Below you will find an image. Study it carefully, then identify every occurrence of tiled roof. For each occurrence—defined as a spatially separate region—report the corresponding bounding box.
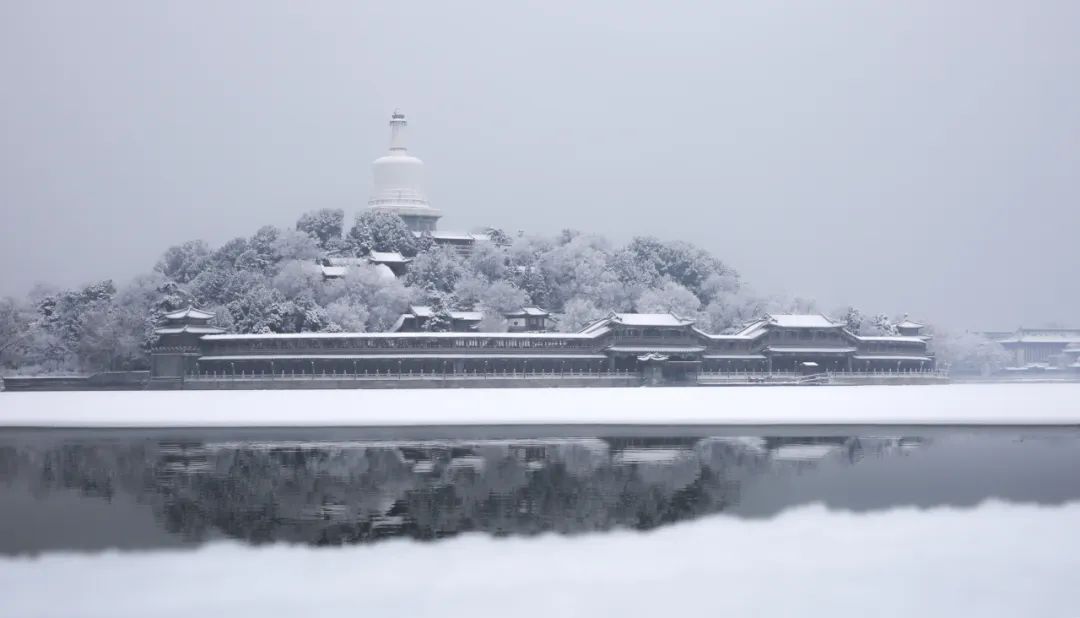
[767,314,839,328]
[163,307,215,321]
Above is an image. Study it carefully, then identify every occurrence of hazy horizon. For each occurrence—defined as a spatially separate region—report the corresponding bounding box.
[3,1,1078,330]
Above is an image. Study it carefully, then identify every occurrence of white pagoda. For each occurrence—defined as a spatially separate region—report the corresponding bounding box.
[367,110,442,232]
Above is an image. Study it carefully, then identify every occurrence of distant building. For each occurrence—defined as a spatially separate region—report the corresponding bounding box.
[366,251,411,277]
[984,327,1080,367]
[504,307,557,332]
[896,319,927,338]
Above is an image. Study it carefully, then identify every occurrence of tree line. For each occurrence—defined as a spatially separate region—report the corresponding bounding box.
[0,208,1004,375]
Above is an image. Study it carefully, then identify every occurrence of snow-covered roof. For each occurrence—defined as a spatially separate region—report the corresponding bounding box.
[198,353,608,361]
[852,355,932,362]
[202,331,601,341]
[610,313,694,327]
[323,257,368,267]
[766,346,857,354]
[413,230,478,242]
[767,314,839,328]
[997,335,1080,344]
[855,336,927,344]
[702,353,767,360]
[717,322,771,339]
[163,307,215,321]
[606,345,706,354]
[367,251,410,264]
[406,306,482,321]
[320,266,348,278]
[897,320,924,329]
[504,307,551,317]
[155,325,225,335]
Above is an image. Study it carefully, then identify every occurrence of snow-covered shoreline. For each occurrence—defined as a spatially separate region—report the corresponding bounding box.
[1,383,1078,428]
[3,502,1078,618]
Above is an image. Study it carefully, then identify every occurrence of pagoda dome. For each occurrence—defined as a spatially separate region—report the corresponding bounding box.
[370,150,427,206]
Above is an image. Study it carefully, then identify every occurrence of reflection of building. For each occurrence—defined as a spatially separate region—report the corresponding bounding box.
[984,327,1080,367]
[153,310,935,385]
[0,433,937,553]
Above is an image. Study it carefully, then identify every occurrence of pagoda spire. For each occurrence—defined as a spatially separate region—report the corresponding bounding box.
[389,109,408,153]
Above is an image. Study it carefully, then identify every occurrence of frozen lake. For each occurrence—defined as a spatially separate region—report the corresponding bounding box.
[2,385,1079,616]
[1,425,1079,616]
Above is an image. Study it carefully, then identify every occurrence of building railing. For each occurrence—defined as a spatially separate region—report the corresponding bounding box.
[697,369,949,383]
[184,367,949,384]
[186,367,638,381]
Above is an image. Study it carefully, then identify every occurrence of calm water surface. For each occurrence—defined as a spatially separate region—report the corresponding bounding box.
[2,427,1078,555]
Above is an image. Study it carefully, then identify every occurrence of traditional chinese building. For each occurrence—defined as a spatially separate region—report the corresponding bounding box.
[390,305,484,332]
[151,310,936,386]
[150,308,224,379]
[504,307,557,332]
[984,327,1080,367]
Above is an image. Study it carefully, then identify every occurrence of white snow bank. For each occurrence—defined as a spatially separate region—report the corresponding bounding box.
[1,383,1079,428]
[2,502,1077,618]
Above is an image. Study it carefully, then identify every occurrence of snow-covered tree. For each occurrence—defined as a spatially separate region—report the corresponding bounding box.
[271,260,323,300]
[405,246,465,294]
[840,306,864,334]
[155,240,210,284]
[635,280,701,317]
[240,225,283,273]
[477,280,530,317]
[227,285,288,333]
[323,298,370,332]
[0,296,37,371]
[331,265,415,332]
[864,313,898,336]
[558,298,606,333]
[422,295,454,332]
[481,227,512,246]
[464,242,509,281]
[931,330,1010,374]
[296,208,344,248]
[347,211,418,257]
[614,236,734,299]
[209,237,251,270]
[271,229,321,263]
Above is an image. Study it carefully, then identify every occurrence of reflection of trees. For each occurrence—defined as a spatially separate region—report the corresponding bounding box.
[0,435,922,547]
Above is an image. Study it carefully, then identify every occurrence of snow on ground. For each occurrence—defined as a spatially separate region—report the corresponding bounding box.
[2,502,1077,618]
[1,383,1079,428]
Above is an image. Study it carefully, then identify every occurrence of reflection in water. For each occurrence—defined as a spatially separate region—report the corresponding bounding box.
[1,431,1078,554]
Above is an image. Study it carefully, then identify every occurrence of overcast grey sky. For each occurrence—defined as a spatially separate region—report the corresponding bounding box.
[2,0,1077,329]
